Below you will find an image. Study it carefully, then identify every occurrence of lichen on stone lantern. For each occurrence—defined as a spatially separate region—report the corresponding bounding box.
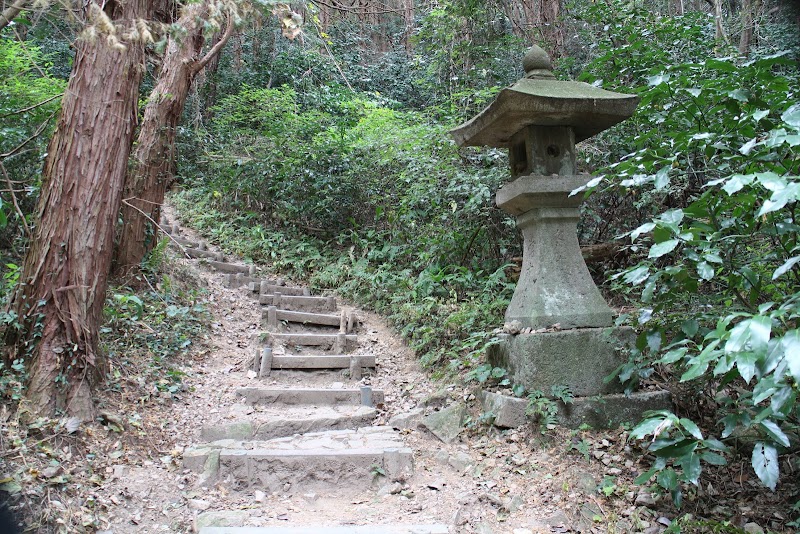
[452,46,670,426]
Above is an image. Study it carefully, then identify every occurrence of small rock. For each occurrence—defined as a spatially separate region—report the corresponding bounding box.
[743,523,764,534]
[388,409,423,430]
[188,499,211,511]
[195,510,248,532]
[448,452,473,472]
[480,391,529,428]
[434,449,450,465]
[421,403,466,443]
[254,490,266,503]
[635,489,658,507]
[504,495,524,513]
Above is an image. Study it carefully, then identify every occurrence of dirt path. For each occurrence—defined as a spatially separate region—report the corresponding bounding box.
[94,206,666,534]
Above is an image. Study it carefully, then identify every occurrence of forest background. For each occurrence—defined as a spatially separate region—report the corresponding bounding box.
[1,0,799,530]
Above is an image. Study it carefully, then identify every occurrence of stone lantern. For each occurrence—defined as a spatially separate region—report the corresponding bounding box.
[452,46,670,426]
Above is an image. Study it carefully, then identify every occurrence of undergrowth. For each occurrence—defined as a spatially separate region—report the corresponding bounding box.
[0,246,209,533]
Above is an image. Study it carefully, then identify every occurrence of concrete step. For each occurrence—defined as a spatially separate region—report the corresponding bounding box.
[271,354,376,370]
[185,247,224,261]
[200,525,449,534]
[201,405,377,441]
[184,427,413,493]
[170,236,202,249]
[269,333,357,352]
[207,260,256,275]
[224,274,283,289]
[259,294,336,313]
[249,282,309,297]
[236,387,384,406]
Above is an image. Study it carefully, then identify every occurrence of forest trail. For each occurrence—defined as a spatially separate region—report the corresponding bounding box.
[97,204,661,534]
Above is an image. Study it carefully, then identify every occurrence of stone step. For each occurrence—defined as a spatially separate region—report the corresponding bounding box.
[224,274,282,289]
[170,236,203,249]
[201,405,378,441]
[264,308,341,328]
[207,260,256,276]
[199,525,450,534]
[259,295,336,313]
[184,427,413,493]
[236,387,384,406]
[269,333,357,352]
[271,354,376,370]
[250,283,309,297]
[185,247,224,261]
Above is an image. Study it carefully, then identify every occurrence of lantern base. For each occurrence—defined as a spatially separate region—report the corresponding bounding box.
[487,327,634,397]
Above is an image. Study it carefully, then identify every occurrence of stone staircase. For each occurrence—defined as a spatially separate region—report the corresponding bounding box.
[163,218,449,534]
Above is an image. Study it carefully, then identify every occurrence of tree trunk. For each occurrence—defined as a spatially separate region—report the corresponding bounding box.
[114,3,233,274]
[0,0,27,32]
[738,0,756,56]
[6,0,152,419]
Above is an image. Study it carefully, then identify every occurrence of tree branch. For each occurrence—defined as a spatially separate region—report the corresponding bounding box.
[0,0,27,32]
[0,92,63,119]
[0,161,31,239]
[0,111,56,160]
[120,197,191,258]
[192,14,235,75]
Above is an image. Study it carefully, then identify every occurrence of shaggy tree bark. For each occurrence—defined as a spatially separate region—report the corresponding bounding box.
[114,4,234,274]
[6,0,152,418]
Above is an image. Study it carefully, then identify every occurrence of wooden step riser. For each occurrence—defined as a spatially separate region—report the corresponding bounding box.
[259,294,336,312]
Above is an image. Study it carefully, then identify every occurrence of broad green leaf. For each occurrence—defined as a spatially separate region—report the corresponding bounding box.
[623,266,650,285]
[758,183,800,216]
[681,320,699,338]
[739,138,758,155]
[680,452,701,485]
[681,361,709,382]
[630,417,664,440]
[759,419,790,448]
[752,110,769,121]
[679,418,703,440]
[782,330,800,382]
[647,73,670,86]
[649,239,679,259]
[756,172,787,191]
[657,468,678,491]
[658,347,688,365]
[722,174,754,195]
[630,222,656,242]
[728,89,750,102]
[634,467,658,485]
[735,351,759,384]
[752,442,779,490]
[697,261,714,281]
[701,451,727,466]
[782,103,800,129]
[726,317,771,355]
[659,208,684,225]
[684,88,702,97]
[772,256,800,280]
[705,58,737,72]
[654,166,670,190]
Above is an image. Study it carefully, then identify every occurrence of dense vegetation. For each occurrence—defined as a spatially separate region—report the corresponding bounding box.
[1,0,799,528]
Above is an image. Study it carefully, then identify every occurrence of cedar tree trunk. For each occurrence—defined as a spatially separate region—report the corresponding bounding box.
[6,0,152,418]
[114,3,233,274]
